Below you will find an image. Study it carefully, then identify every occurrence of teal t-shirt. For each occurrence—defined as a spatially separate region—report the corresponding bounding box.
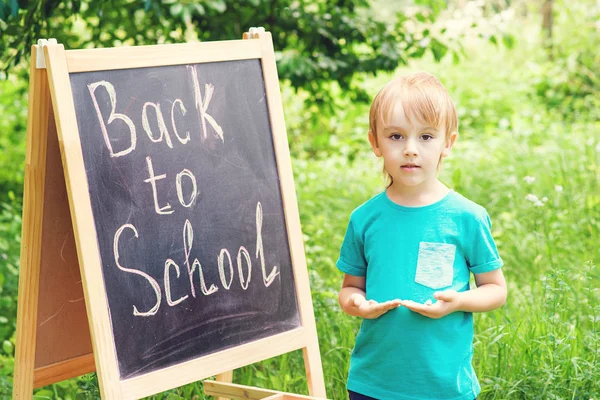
[336,190,503,400]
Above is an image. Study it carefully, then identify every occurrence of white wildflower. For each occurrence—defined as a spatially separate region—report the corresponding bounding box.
[419,37,431,47]
[555,185,563,192]
[542,197,548,202]
[525,194,538,202]
[499,118,510,129]
[525,194,544,207]
[523,176,536,184]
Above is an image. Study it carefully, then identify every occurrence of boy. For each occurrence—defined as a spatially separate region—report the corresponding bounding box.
[337,72,507,400]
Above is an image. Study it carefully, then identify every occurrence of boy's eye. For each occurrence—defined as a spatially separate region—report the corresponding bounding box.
[421,134,434,141]
[390,133,403,140]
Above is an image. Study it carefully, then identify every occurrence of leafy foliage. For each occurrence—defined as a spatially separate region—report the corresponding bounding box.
[0,76,27,203]
[0,0,475,106]
[530,1,600,121]
[0,198,20,344]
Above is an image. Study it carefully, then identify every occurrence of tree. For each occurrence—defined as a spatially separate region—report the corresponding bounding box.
[541,0,553,59]
[0,0,457,105]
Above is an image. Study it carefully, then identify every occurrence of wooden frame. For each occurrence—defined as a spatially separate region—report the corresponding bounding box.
[13,32,326,399]
[203,380,325,400]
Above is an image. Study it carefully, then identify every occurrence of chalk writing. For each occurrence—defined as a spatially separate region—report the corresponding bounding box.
[88,80,137,158]
[142,102,174,149]
[113,224,161,317]
[171,99,190,144]
[71,59,300,378]
[144,156,174,215]
[112,202,277,316]
[188,65,224,142]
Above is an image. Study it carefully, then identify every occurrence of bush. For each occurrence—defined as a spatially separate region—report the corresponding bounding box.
[0,75,27,204]
[530,1,600,121]
[0,197,21,344]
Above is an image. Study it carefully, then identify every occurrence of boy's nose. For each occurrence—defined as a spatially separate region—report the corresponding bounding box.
[403,141,418,156]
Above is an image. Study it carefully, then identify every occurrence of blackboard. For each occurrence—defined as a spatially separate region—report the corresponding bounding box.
[13,35,325,399]
[69,59,300,379]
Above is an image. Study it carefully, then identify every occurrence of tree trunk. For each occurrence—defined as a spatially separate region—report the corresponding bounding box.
[542,0,554,59]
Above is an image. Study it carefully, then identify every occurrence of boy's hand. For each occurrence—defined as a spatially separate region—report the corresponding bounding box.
[401,290,461,319]
[349,293,402,319]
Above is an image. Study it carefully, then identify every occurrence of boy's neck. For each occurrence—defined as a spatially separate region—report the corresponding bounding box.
[386,179,450,207]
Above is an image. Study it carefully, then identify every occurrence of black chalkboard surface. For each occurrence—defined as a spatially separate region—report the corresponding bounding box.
[69,59,300,379]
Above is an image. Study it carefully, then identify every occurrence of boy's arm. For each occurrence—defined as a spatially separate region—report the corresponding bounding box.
[452,268,507,312]
[339,274,401,319]
[402,269,507,318]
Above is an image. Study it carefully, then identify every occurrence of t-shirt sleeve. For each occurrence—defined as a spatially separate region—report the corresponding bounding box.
[466,210,504,274]
[336,217,367,276]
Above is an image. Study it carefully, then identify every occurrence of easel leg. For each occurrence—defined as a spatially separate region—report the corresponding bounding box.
[215,370,234,400]
[12,45,52,399]
[302,340,327,398]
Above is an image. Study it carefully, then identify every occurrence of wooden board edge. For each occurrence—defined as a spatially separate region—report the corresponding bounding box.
[204,380,279,399]
[215,370,234,400]
[43,44,123,399]
[66,40,262,73]
[119,327,311,399]
[33,353,95,388]
[262,395,283,400]
[256,32,327,398]
[12,45,52,400]
[204,381,327,400]
[32,102,94,385]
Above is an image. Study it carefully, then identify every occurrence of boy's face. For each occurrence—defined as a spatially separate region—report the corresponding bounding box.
[369,102,457,193]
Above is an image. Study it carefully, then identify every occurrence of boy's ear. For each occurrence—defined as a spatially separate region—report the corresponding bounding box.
[441,131,458,157]
[368,130,383,157]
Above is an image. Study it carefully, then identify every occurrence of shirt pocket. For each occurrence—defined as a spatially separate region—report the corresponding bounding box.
[415,242,456,290]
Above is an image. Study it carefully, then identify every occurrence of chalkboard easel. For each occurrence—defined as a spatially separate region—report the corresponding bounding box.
[13,30,326,399]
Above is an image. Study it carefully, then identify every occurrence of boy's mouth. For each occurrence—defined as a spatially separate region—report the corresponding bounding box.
[401,163,420,170]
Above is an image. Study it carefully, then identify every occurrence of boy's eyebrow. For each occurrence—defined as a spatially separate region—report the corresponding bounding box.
[384,124,438,132]
[383,125,405,130]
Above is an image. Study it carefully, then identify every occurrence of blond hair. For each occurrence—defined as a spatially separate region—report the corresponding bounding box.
[368,72,458,185]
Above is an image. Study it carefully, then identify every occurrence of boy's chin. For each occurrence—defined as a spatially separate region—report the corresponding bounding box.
[393,179,426,188]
